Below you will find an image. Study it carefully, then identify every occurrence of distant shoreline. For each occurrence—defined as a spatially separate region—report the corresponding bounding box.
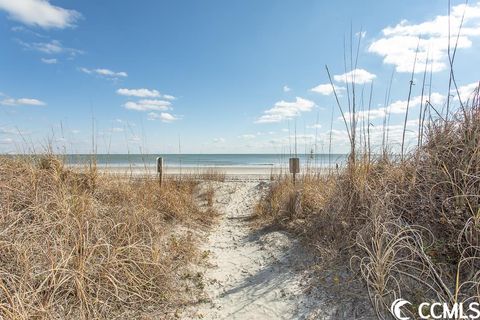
[67,164,335,180]
[6,153,346,171]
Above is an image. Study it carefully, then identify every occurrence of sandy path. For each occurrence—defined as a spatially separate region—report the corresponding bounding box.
[188,181,318,320]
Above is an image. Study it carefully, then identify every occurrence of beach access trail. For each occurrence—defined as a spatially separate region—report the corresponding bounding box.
[186,180,321,319]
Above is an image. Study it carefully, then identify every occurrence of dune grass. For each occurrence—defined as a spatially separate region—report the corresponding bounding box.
[256,79,479,317]
[0,155,215,319]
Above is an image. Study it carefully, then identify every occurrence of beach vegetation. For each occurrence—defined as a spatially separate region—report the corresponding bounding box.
[0,155,215,319]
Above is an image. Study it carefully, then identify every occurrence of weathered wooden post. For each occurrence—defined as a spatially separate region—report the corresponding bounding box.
[289,157,300,186]
[156,157,163,188]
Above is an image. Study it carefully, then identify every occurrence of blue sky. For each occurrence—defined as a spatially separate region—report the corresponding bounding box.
[0,0,479,154]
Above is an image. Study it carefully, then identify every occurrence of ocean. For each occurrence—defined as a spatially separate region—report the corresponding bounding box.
[63,154,347,169]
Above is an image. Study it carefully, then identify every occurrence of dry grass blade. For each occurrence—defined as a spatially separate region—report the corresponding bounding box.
[255,83,480,318]
[0,156,213,319]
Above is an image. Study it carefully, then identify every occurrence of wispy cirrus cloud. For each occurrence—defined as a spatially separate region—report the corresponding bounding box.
[0,0,81,29]
[212,137,226,143]
[368,2,480,73]
[0,137,14,144]
[163,94,176,101]
[0,127,16,134]
[41,57,57,64]
[256,97,315,123]
[0,127,29,135]
[11,25,47,37]
[0,97,46,106]
[17,39,83,57]
[80,67,128,79]
[267,134,316,147]
[238,134,256,139]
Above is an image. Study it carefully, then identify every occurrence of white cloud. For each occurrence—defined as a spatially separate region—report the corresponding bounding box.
[239,134,256,139]
[267,134,317,147]
[129,136,141,144]
[163,94,176,100]
[307,124,322,129]
[454,82,479,101]
[81,67,127,79]
[256,97,315,123]
[344,92,445,120]
[0,0,81,29]
[0,97,46,106]
[41,57,57,64]
[266,123,424,153]
[213,137,226,143]
[138,99,171,109]
[356,31,367,38]
[95,69,127,77]
[0,127,14,134]
[18,39,83,56]
[111,127,124,132]
[147,112,179,123]
[117,88,160,98]
[368,2,480,73]
[17,98,45,105]
[0,127,28,135]
[338,119,420,150]
[283,85,291,92]
[333,68,377,84]
[0,138,13,144]
[11,25,46,37]
[370,120,420,146]
[289,133,315,141]
[119,89,179,123]
[19,39,60,53]
[124,99,171,111]
[310,83,346,95]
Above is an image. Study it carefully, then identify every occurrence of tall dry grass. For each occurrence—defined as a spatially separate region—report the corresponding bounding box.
[256,80,479,317]
[0,156,214,319]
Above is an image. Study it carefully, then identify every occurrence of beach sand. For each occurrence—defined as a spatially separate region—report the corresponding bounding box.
[92,165,282,175]
[183,180,325,319]
[70,167,368,318]
[80,165,331,181]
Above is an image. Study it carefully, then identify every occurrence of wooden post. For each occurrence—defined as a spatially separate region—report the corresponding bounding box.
[157,157,163,188]
[289,157,300,186]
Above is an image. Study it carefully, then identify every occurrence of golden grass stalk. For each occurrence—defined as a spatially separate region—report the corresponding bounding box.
[255,86,480,317]
[0,155,213,319]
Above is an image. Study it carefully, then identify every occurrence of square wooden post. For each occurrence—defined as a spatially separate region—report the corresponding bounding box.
[289,157,300,186]
[157,157,163,188]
